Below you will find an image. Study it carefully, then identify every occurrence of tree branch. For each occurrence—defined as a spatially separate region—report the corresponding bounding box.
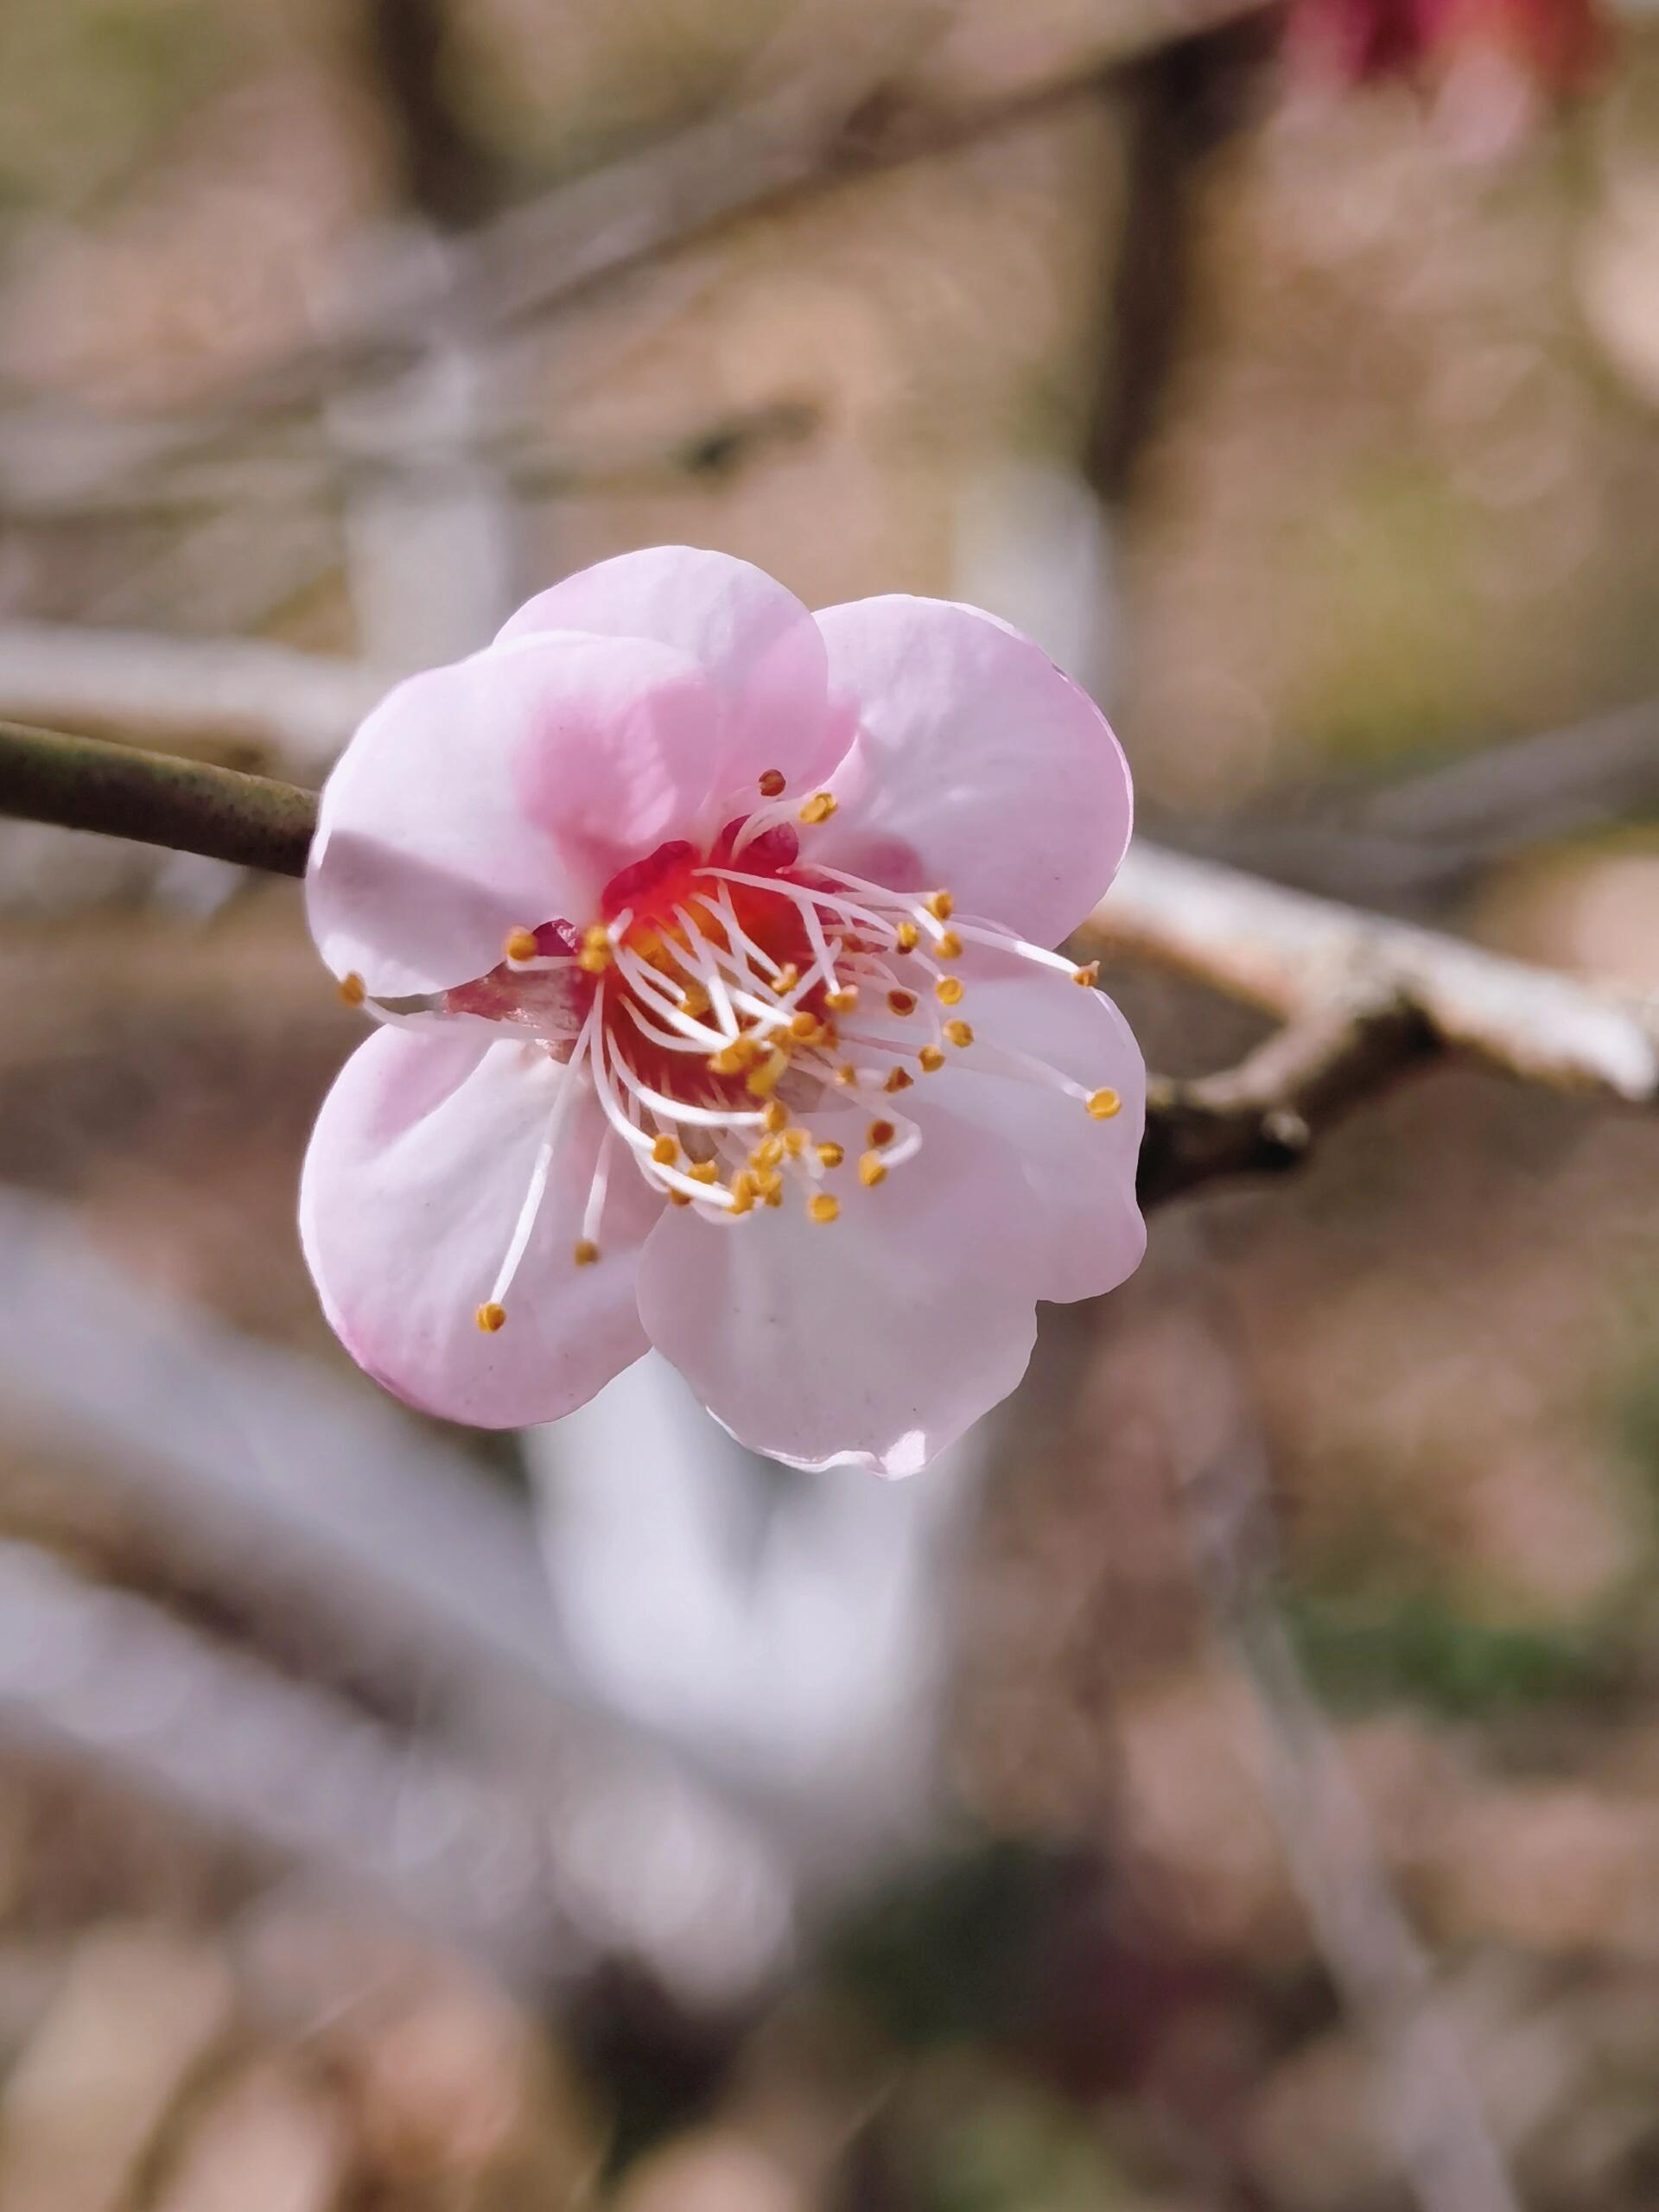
[0,721,315,879]
[3,720,1654,1209]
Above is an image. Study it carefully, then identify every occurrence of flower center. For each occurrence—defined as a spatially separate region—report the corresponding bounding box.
[336,769,1123,1334]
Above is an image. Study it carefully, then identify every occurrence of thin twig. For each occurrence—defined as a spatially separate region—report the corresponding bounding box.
[1090,842,1659,1105]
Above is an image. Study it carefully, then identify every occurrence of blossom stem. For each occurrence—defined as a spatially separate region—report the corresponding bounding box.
[0,719,316,878]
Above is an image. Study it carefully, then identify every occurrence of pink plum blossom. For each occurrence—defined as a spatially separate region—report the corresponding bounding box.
[301,547,1145,1474]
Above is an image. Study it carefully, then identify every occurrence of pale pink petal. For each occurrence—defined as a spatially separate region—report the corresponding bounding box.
[809,596,1132,945]
[912,950,1146,1306]
[301,1027,657,1428]
[497,546,847,807]
[635,1113,1039,1475]
[308,632,721,999]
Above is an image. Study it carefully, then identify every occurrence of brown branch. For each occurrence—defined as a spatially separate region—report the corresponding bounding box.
[3,721,1654,1209]
[0,721,316,878]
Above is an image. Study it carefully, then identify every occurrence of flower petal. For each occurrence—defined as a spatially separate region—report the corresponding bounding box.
[301,1026,656,1428]
[497,546,846,807]
[810,596,1132,945]
[917,950,1146,1306]
[308,632,722,998]
[635,1113,1039,1476]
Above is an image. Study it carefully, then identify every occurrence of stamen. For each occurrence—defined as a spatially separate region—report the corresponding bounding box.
[808,1192,840,1223]
[934,931,963,960]
[824,987,860,1014]
[746,1048,790,1096]
[758,768,786,798]
[887,988,918,1017]
[476,1302,506,1332]
[486,1008,594,1314]
[859,1152,887,1188]
[338,972,366,1007]
[935,976,965,1007]
[578,924,613,975]
[884,1067,913,1093]
[652,1135,679,1166]
[573,1239,600,1266]
[504,927,540,964]
[1087,1088,1122,1119]
[580,1126,616,1249]
[763,1099,790,1135]
[918,1044,945,1073]
[1073,961,1100,988]
[798,791,837,825]
[816,1141,845,1168]
[944,1019,974,1047]
[925,890,954,921]
[894,921,919,953]
[868,1119,897,1147]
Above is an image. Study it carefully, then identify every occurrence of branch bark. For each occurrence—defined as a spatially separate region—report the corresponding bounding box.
[3,719,1654,1209]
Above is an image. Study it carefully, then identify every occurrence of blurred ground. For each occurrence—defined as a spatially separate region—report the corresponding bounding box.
[3,2,1659,2207]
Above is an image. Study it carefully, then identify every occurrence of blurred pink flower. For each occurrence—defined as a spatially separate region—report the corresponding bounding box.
[1289,0,1605,103]
[301,548,1144,1474]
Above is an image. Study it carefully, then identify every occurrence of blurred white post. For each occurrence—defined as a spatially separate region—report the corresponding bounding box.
[324,228,519,670]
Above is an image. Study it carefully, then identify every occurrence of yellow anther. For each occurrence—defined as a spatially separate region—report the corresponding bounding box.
[752,1135,785,1170]
[887,988,918,1017]
[687,1160,719,1185]
[858,1151,887,1188]
[669,1189,694,1207]
[784,1127,810,1158]
[757,767,787,798]
[944,1019,975,1048]
[834,1065,858,1087]
[935,976,965,1007]
[709,1037,760,1077]
[790,1010,823,1041]
[577,923,613,976]
[935,931,963,960]
[824,987,860,1014]
[816,1141,845,1169]
[728,1173,756,1216]
[867,1118,897,1148]
[918,1044,945,1073]
[764,1182,784,1207]
[680,984,711,1018]
[1072,961,1100,988]
[762,1098,789,1134]
[1087,1087,1122,1120]
[573,1239,601,1266]
[808,1192,841,1224]
[476,1302,506,1333]
[337,971,367,1007]
[746,1048,790,1097]
[893,921,919,952]
[884,1067,913,1094]
[773,963,800,995]
[651,1134,679,1166]
[925,890,954,921]
[504,927,540,964]
[752,1166,784,1204]
[798,791,837,826]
